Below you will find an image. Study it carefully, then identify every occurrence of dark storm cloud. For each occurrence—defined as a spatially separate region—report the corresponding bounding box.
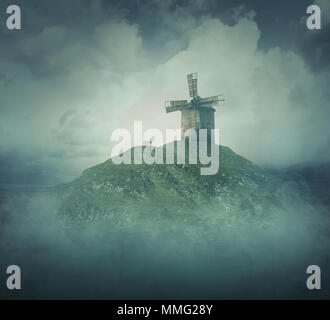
[295,16,330,72]
[0,0,120,76]
[0,0,315,77]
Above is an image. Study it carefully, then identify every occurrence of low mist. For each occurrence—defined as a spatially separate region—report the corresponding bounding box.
[0,179,329,299]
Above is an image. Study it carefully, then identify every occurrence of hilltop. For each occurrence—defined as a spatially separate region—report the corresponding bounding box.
[53,144,282,230]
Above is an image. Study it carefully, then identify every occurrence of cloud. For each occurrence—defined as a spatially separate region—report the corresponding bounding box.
[0,2,329,186]
[295,0,330,72]
[122,16,330,167]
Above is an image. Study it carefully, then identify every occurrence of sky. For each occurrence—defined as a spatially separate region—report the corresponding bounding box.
[0,0,329,186]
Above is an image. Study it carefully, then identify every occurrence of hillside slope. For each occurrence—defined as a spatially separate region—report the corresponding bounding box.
[56,144,281,229]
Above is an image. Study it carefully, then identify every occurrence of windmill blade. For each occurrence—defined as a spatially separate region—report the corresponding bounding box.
[187,73,198,98]
[200,94,225,107]
[165,100,189,113]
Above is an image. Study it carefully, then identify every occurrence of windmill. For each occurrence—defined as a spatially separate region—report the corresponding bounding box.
[165,73,224,138]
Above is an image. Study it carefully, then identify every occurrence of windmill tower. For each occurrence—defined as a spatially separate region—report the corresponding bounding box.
[165,73,224,139]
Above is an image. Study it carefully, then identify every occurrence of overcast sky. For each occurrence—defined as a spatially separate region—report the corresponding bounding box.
[0,0,329,186]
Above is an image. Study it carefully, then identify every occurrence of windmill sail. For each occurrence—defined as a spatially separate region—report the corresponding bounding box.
[164,73,225,133]
[200,94,225,107]
[187,73,198,98]
[165,100,189,113]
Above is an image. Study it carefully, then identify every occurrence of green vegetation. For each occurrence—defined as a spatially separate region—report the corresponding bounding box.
[57,144,280,228]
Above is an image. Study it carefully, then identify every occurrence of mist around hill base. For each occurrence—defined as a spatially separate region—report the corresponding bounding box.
[0,143,329,299]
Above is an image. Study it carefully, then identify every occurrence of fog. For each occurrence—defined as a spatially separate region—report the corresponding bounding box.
[1,181,329,299]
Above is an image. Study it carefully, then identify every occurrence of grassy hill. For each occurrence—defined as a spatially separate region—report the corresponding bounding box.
[55,144,281,229]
